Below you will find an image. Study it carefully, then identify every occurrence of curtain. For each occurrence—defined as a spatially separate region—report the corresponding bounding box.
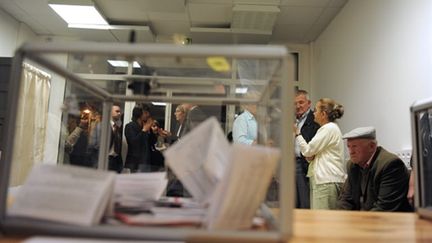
[10,63,51,186]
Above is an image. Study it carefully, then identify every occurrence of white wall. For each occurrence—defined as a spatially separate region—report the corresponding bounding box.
[311,0,432,153]
[0,9,67,164]
[0,8,36,56]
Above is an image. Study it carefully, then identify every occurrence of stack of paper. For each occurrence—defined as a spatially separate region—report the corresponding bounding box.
[9,164,116,226]
[114,172,167,207]
[164,117,281,230]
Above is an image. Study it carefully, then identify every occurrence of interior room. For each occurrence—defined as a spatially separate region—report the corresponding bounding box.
[1,0,432,242]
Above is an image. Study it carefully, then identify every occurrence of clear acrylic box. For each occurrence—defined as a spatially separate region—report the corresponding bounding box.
[0,41,295,241]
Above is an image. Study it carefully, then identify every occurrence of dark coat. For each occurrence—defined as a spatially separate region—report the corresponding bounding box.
[124,120,151,171]
[337,147,412,212]
[299,111,320,147]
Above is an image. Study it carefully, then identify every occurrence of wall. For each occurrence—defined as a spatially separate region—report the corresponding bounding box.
[0,9,67,165]
[311,0,432,153]
[0,8,36,56]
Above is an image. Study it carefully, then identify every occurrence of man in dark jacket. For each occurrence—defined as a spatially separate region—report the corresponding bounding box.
[124,105,154,172]
[337,126,412,212]
[294,90,320,208]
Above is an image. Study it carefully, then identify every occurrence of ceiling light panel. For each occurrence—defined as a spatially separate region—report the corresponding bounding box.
[48,0,108,26]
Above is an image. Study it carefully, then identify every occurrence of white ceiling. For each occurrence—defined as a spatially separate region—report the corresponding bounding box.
[0,0,348,44]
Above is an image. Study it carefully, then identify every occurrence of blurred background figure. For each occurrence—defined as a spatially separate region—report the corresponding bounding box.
[232,92,259,145]
[108,105,123,173]
[149,119,169,171]
[294,90,320,209]
[66,114,90,167]
[182,103,207,135]
[168,104,187,144]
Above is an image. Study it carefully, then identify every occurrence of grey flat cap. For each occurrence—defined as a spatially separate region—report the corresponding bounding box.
[342,126,376,140]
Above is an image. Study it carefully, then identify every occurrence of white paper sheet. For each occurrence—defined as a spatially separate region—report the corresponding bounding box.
[114,172,168,207]
[163,117,231,203]
[205,144,280,230]
[9,164,115,226]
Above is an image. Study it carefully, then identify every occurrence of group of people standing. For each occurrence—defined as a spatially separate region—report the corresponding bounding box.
[65,102,206,197]
[66,91,412,212]
[293,90,411,212]
[231,89,412,212]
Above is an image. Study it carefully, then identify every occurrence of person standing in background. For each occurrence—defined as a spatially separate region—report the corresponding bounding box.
[124,105,153,172]
[87,106,122,171]
[294,90,320,209]
[295,98,346,210]
[166,104,189,196]
[232,92,258,145]
[168,104,187,144]
[182,103,207,135]
[108,105,123,173]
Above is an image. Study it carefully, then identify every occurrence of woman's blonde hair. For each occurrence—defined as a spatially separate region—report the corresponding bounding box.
[317,98,344,122]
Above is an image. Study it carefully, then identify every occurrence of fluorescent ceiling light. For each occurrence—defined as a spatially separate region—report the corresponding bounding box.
[152,102,167,106]
[107,60,141,68]
[49,0,108,27]
[68,24,111,29]
[235,87,248,94]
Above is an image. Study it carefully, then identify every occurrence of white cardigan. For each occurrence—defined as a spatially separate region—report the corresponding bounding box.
[296,122,346,184]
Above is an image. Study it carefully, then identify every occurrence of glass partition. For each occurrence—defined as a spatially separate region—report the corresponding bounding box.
[0,42,294,241]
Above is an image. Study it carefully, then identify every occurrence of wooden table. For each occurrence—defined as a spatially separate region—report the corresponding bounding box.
[292,209,432,242]
[1,209,432,242]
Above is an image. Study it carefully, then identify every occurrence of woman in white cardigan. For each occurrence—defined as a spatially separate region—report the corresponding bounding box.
[295,98,346,210]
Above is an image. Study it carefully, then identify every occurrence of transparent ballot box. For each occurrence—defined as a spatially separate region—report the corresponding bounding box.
[0,42,295,241]
[411,97,432,219]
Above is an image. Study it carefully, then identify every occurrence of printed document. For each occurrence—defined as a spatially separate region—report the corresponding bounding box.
[9,164,115,226]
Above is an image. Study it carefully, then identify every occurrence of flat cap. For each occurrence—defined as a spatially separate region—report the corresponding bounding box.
[342,126,376,140]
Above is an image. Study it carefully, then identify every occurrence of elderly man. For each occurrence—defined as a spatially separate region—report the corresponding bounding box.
[294,90,320,208]
[337,127,412,212]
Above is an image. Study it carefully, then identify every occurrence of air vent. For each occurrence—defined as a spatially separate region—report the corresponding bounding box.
[231,5,280,34]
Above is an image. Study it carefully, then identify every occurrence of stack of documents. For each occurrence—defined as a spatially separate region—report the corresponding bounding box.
[9,164,116,226]
[114,172,167,208]
[164,117,281,230]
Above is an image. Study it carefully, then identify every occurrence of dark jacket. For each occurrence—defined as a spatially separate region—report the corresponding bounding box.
[124,120,151,171]
[298,111,320,169]
[337,147,412,212]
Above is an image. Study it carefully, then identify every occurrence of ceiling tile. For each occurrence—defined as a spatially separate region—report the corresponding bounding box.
[271,24,310,42]
[317,7,343,27]
[67,29,118,42]
[234,0,279,5]
[151,20,190,36]
[188,3,232,24]
[188,0,233,4]
[280,0,331,7]
[110,27,154,43]
[148,12,188,21]
[329,0,348,8]
[97,0,186,13]
[277,6,324,25]
[302,24,324,42]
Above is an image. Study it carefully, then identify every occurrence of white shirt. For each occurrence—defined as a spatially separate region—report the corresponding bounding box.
[295,109,311,157]
[296,122,346,184]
